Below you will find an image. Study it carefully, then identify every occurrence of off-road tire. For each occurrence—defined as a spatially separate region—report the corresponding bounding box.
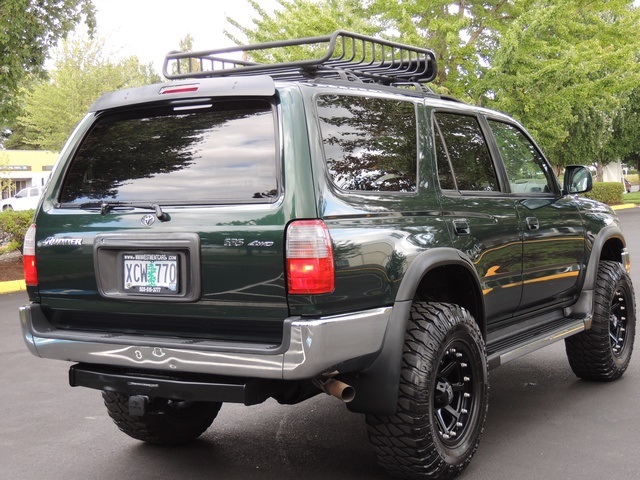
[366,302,489,480]
[102,392,222,445]
[565,260,636,380]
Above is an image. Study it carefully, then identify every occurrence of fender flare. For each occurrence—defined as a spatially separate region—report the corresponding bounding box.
[583,225,627,290]
[346,247,485,415]
[564,224,628,320]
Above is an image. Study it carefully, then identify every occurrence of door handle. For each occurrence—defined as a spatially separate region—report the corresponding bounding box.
[453,220,470,236]
[526,217,539,231]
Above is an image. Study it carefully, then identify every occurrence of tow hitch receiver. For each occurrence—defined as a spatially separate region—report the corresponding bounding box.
[128,395,149,416]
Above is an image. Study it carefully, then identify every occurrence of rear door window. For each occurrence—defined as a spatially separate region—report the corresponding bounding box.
[60,99,278,205]
[434,113,499,192]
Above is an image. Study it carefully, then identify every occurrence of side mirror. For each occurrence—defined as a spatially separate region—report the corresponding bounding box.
[563,165,592,195]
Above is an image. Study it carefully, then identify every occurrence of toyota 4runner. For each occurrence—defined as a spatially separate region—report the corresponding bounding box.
[19,31,635,479]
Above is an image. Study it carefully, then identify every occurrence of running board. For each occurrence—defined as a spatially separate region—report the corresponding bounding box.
[487,318,589,370]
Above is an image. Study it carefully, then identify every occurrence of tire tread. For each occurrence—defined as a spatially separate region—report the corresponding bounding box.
[102,392,221,445]
[366,302,488,480]
[565,261,636,381]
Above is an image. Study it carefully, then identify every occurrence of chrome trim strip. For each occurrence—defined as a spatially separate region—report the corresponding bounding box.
[19,305,391,380]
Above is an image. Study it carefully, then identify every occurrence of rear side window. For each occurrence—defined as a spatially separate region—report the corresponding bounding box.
[316,94,418,192]
[60,100,278,205]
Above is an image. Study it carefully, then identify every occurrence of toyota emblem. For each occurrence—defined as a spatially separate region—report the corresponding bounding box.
[140,214,156,226]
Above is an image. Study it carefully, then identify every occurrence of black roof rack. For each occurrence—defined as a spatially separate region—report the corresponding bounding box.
[162,30,437,85]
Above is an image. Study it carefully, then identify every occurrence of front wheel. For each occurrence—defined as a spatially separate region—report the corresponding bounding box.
[565,260,636,380]
[102,392,222,445]
[366,302,489,480]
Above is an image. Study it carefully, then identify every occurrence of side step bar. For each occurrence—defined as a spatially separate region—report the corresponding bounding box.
[487,318,589,370]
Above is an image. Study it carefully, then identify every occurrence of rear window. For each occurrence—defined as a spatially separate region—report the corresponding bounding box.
[59,99,278,205]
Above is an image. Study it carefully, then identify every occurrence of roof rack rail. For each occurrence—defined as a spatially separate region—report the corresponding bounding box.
[162,30,438,85]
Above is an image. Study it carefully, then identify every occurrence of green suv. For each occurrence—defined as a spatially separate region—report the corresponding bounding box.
[19,31,635,479]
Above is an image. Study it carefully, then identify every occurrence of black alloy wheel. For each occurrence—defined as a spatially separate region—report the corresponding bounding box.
[434,341,478,448]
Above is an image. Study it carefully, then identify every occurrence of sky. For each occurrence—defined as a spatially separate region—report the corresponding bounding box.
[89,0,279,74]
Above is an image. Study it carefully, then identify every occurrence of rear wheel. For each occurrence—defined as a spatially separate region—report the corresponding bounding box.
[565,260,636,380]
[366,302,488,480]
[102,392,222,445]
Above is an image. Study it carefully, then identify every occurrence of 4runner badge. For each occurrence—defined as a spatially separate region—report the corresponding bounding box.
[41,237,83,246]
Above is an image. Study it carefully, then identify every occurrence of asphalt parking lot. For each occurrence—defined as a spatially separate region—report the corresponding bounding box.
[1,207,639,479]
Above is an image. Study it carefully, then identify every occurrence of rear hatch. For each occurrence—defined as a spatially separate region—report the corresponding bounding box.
[29,80,309,346]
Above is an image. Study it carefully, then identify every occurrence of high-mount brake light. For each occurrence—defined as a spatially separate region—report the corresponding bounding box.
[23,224,38,286]
[286,220,335,295]
[159,84,199,95]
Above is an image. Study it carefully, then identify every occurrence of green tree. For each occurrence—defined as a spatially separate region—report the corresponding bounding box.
[608,85,640,172]
[224,0,379,63]
[227,0,640,173]
[0,151,14,198]
[225,0,518,101]
[171,34,202,76]
[368,0,521,101]
[16,37,160,151]
[486,1,640,171]
[2,124,27,150]
[0,0,96,125]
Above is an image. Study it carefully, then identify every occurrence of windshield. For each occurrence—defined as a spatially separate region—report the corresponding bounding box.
[59,99,278,205]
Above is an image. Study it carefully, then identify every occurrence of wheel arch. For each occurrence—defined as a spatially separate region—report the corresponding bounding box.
[346,247,486,415]
[565,224,629,319]
[394,247,486,337]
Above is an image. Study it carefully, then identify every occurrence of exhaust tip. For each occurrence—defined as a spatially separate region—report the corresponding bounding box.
[337,384,356,403]
[315,378,356,403]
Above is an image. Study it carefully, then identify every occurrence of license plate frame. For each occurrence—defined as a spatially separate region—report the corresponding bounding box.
[122,252,180,295]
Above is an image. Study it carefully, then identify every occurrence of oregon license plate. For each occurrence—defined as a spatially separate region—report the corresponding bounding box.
[123,253,179,294]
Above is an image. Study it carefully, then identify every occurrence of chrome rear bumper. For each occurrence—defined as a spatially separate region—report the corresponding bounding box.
[20,304,391,380]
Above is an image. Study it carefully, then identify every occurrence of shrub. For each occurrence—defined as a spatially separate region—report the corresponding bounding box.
[0,209,34,253]
[582,182,624,205]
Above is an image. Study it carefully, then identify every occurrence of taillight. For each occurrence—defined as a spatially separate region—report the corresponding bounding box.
[286,220,335,295]
[23,224,38,286]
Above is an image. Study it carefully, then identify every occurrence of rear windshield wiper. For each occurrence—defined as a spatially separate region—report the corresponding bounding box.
[79,201,170,221]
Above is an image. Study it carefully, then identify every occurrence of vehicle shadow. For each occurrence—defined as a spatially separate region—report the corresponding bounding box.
[95,342,640,480]
[121,395,387,480]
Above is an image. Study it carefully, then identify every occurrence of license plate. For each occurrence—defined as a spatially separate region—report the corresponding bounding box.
[123,253,179,294]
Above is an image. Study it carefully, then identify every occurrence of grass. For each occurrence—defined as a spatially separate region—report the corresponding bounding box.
[621,173,639,203]
[623,191,640,204]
